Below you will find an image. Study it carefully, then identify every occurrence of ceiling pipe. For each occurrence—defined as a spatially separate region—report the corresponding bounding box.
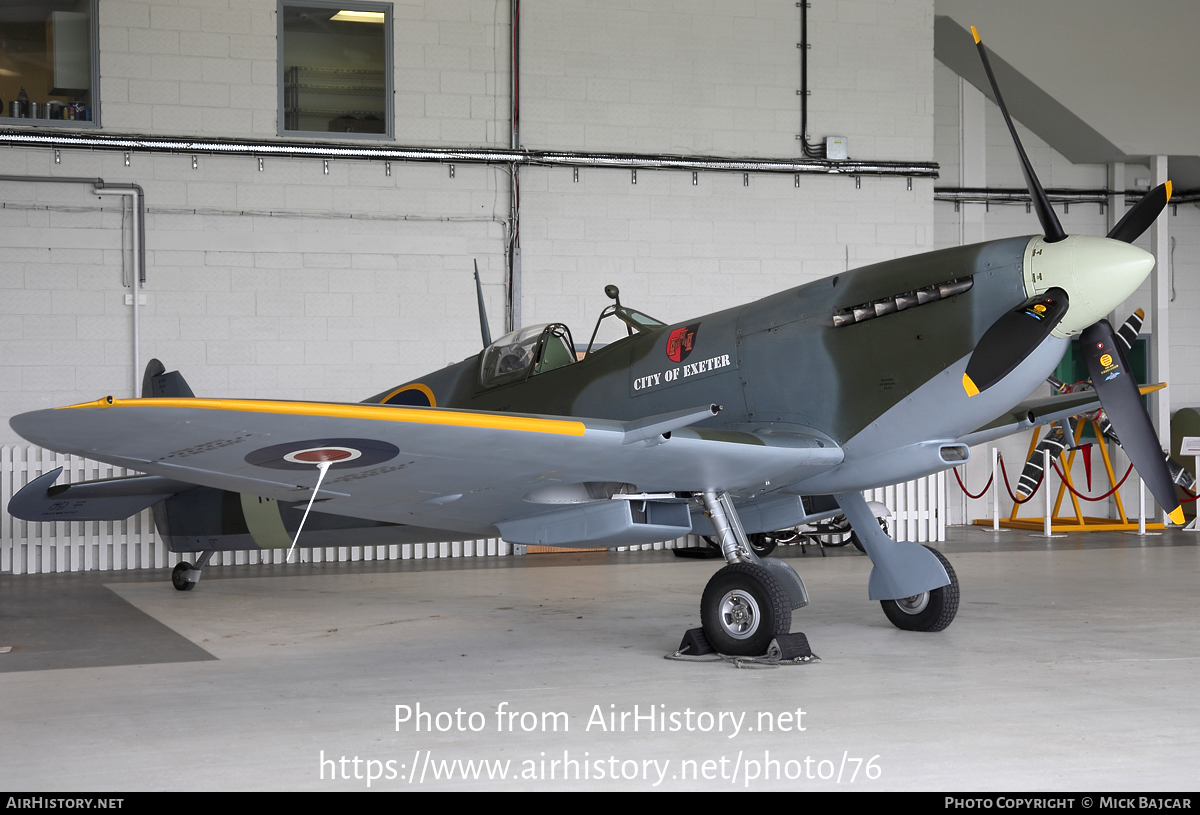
[0,129,939,178]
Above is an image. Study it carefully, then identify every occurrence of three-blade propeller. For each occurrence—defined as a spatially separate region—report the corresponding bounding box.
[963,26,1183,524]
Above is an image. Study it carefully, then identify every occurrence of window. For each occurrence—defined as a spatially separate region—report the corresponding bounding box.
[278,2,392,138]
[0,0,98,125]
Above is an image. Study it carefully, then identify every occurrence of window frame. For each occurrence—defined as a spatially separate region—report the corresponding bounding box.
[276,0,394,140]
[0,0,100,128]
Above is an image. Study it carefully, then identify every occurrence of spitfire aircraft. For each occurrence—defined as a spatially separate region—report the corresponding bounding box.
[7,29,1185,656]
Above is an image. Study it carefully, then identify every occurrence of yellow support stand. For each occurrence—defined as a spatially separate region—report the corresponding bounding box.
[974,419,1164,533]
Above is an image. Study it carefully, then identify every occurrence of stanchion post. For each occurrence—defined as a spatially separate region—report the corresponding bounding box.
[1043,448,1052,537]
[1139,476,1146,535]
[1124,473,1161,537]
[1036,449,1066,538]
[959,464,967,527]
[1193,454,1200,532]
[992,446,1000,531]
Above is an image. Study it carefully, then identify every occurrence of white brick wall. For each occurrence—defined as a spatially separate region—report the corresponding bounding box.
[521,0,934,160]
[522,167,933,332]
[95,0,934,155]
[0,153,509,443]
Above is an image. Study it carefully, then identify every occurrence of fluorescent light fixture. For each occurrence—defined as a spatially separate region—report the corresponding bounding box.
[330,10,385,23]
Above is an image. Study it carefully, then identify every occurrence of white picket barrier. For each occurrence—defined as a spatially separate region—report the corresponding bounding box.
[2,444,945,575]
[863,472,947,543]
[1,445,162,575]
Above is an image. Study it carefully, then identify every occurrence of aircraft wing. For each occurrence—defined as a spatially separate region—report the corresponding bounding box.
[956,383,1164,448]
[10,397,842,543]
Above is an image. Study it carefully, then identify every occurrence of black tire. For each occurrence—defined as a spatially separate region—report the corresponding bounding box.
[748,533,778,558]
[172,561,196,592]
[879,546,958,632]
[700,562,792,656]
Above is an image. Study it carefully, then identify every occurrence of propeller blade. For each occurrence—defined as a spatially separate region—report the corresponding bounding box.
[1108,182,1172,243]
[1081,321,1184,524]
[1115,308,1145,350]
[1017,419,1071,498]
[963,288,1069,397]
[970,26,1066,243]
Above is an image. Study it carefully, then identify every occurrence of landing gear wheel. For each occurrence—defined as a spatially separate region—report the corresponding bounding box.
[701,562,792,655]
[172,562,196,592]
[879,546,958,632]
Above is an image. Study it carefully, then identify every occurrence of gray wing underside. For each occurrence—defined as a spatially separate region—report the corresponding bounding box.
[10,401,843,536]
[957,389,1105,448]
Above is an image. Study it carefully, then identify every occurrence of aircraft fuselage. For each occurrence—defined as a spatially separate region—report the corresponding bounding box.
[371,235,1042,492]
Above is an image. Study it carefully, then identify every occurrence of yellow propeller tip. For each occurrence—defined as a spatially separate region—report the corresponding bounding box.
[1166,180,1173,201]
[970,25,980,43]
[1169,506,1185,525]
[1135,308,1145,319]
[962,373,980,397]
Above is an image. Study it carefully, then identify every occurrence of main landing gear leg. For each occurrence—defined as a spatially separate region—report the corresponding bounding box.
[696,490,809,656]
[171,550,215,592]
[832,491,959,632]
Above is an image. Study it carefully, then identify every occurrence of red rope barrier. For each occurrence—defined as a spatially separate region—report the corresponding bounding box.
[1050,461,1134,501]
[952,466,993,499]
[998,455,1042,505]
[951,452,1200,513]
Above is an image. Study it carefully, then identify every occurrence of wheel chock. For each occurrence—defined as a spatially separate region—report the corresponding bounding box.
[676,627,714,655]
[666,629,819,667]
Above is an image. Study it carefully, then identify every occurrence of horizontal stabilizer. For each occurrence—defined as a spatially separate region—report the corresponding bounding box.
[7,467,196,522]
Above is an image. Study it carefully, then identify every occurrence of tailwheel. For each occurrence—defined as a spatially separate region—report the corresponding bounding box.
[171,562,196,592]
[700,562,792,656]
[879,546,958,632]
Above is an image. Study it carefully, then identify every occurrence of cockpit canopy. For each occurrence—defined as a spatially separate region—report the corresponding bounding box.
[479,323,577,387]
[477,286,665,388]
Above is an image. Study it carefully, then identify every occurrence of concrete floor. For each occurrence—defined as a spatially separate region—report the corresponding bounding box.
[1,527,1199,791]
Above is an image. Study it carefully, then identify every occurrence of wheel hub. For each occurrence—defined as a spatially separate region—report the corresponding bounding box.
[895,592,930,615]
[718,589,761,639]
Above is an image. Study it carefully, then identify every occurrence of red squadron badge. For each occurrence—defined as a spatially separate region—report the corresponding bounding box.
[666,323,700,363]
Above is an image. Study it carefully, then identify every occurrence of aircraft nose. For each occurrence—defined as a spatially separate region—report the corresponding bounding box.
[1024,234,1154,337]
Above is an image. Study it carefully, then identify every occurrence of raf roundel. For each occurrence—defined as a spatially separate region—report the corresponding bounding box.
[283,446,363,465]
[244,438,400,470]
